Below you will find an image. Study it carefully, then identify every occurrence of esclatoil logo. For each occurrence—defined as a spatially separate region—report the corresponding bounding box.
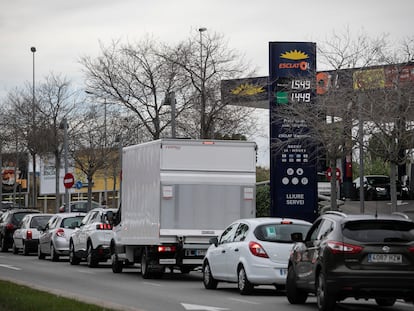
[279,50,309,71]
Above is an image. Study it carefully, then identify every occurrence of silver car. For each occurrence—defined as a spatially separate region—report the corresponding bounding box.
[38,212,86,261]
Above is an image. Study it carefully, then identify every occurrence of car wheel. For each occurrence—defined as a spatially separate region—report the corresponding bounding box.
[38,244,45,260]
[50,244,59,262]
[12,241,18,254]
[286,265,308,304]
[111,253,123,273]
[69,242,80,265]
[375,298,396,306]
[141,250,151,279]
[202,261,218,289]
[0,235,8,252]
[86,242,98,268]
[316,272,336,311]
[23,242,29,256]
[238,265,253,295]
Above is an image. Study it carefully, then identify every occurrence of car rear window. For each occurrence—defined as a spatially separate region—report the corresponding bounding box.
[12,212,32,225]
[254,223,310,243]
[62,216,84,228]
[30,216,51,228]
[343,220,414,242]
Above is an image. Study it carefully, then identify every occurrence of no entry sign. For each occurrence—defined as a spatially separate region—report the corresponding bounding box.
[63,172,75,189]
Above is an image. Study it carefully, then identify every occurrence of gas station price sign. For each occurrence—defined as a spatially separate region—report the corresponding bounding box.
[269,42,317,223]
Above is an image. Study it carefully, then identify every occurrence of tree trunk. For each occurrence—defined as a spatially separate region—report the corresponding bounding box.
[329,158,338,211]
[389,162,398,213]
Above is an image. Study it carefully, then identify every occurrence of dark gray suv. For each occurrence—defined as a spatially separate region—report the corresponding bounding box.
[286,211,414,311]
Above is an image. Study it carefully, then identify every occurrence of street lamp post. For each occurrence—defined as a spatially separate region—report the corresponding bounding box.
[198,27,207,138]
[30,46,36,208]
[62,118,70,210]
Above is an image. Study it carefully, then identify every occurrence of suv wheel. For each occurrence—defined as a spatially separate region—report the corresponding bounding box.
[286,265,308,304]
[316,272,336,311]
[375,298,396,306]
[238,265,253,295]
[202,261,218,289]
[86,242,98,268]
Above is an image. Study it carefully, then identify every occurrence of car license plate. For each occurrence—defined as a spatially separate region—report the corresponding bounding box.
[279,268,287,276]
[368,253,402,263]
[185,249,206,257]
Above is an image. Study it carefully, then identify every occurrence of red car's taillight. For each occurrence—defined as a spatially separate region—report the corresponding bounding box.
[408,246,414,254]
[26,230,33,240]
[249,241,269,258]
[327,241,363,254]
[96,223,112,230]
[56,228,65,237]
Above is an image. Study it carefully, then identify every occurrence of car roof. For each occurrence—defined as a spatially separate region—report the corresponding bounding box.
[55,212,87,217]
[232,217,312,226]
[322,211,414,223]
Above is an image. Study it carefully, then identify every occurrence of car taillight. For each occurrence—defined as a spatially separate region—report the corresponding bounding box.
[6,223,15,231]
[26,230,33,240]
[158,245,176,253]
[96,223,112,230]
[249,241,269,258]
[56,228,65,237]
[327,241,363,254]
[409,246,414,254]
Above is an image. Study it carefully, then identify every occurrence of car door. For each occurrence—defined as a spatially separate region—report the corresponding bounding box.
[225,222,249,282]
[40,216,58,254]
[79,211,99,251]
[207,222,238,280]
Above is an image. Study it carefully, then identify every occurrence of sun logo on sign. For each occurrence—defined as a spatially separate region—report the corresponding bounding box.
[280,50,309,60]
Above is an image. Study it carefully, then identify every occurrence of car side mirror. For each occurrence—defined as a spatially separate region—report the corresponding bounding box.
[291,232,303,242]
[209,237,218,247]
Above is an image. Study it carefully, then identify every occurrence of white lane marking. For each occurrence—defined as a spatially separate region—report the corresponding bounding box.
[181,303,229,311]
[143,281,162,287]
[0,264,22,271]
[228,297,260,304]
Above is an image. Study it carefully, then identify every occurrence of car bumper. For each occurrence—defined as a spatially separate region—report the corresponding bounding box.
[247,262,288,285]
[327,272,414,299]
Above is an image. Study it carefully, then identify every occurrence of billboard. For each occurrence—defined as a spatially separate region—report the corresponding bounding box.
[1,153,29,194]
[269,42,318,223]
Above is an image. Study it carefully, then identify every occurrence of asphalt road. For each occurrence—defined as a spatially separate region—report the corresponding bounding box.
[1,252,414,311]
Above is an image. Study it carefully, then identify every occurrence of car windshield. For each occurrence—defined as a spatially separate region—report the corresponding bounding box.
[367,177,389,186]
[62,216,84,228]
[343,220,414,242]
[254,223,310,243]
[30,216,51,228]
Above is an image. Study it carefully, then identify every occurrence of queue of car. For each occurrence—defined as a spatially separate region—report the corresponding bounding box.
[1,203,414,311]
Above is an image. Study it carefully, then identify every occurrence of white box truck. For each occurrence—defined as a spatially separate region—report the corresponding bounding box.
[110,139,256,278]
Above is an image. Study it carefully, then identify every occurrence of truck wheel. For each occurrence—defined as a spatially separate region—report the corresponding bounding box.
[202,261,218,289]
[87,243,98,268]
[141,250,152,279]
[69,242,80,265]
[112,253,123,273]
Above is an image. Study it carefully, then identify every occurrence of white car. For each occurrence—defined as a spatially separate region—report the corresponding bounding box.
[38,212,86,261]
[202,217,311,294]
[12,213,53,255]
[69,207,117,267]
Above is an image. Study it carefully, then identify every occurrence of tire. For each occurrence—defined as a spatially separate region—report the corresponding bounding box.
[69,242,80,265]
[141,250,152,279]
[0,236,8,252]
[50,244,59,262]
[38,244,45,260]
[111,253,123,273]
[375,298,396,306]
[23,242,29,256]
[12,241,18,254]
[87,242,98,268]
[286,265,308,304]
[316,272,336,311]
[238,265,253,295]
[202,261,218,289]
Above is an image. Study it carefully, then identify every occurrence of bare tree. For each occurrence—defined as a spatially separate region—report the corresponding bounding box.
[164,30,256,139]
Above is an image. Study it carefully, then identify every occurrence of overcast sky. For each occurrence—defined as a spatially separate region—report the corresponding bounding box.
[1,0,413,166]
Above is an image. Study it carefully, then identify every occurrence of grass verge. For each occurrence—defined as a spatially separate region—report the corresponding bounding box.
[0,279,120,311]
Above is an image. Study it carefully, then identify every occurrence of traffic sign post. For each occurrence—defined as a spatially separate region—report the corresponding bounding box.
[326,167,341,181]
